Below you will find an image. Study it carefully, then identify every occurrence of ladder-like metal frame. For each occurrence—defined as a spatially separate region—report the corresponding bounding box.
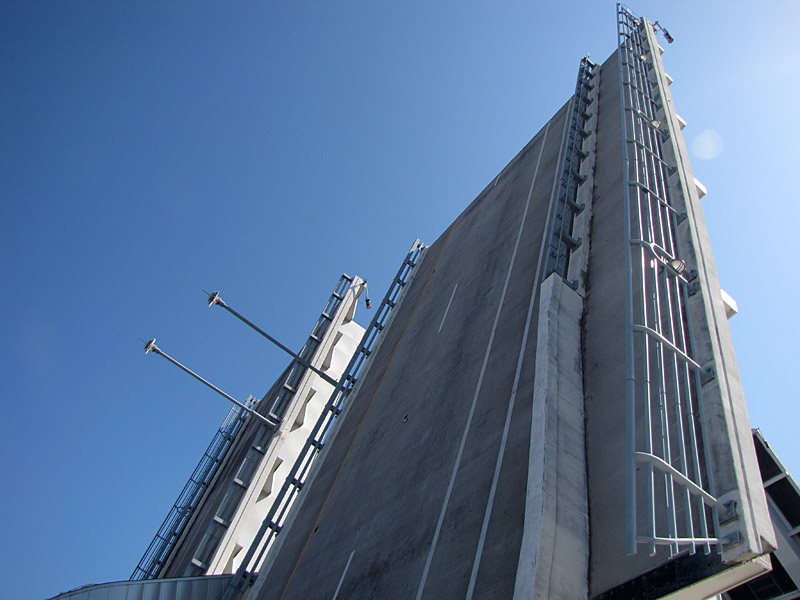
[543,56,596,285]
[131,274,356,581]
[617,4,723,557]
[131,403,249,580]
[222,240,426,600]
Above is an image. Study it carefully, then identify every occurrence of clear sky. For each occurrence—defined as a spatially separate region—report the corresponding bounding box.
[2,2,798,599]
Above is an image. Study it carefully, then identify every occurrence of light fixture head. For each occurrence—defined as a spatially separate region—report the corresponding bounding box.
[144,338,157,354]
[207,291,222,307]
[668,258,686,275]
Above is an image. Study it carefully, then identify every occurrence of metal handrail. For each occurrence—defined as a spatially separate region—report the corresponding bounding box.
[131,274,356,580]
[221,239,426,600]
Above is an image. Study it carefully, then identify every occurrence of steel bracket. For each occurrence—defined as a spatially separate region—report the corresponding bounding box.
[700,362,716,385]
[719,499,738,525]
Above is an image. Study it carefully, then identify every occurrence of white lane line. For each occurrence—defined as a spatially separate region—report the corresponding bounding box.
[332,550,355,600]
[437,283,459,334]
[415,122,552,600]
[464,99,572,600]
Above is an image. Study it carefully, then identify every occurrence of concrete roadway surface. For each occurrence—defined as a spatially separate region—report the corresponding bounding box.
[253,102,572,600]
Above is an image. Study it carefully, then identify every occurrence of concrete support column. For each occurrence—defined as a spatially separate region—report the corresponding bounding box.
[514,274,588,600]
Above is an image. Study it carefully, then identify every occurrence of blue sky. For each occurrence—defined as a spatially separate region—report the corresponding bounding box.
[2,2,798,599]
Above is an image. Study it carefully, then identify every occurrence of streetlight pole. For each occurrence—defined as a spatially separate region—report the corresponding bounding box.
[144,338,277,427]
[206,291,338,387]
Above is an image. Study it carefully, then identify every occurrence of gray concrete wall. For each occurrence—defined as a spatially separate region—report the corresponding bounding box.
[582,49,642,596]
[252,102,573,600]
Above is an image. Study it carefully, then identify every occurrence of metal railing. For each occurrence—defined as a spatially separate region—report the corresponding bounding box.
[221,239,426,600]
[131,274,356,580]
[131,405,249,580]
[617,4,724,557]
[543,56,596,285]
